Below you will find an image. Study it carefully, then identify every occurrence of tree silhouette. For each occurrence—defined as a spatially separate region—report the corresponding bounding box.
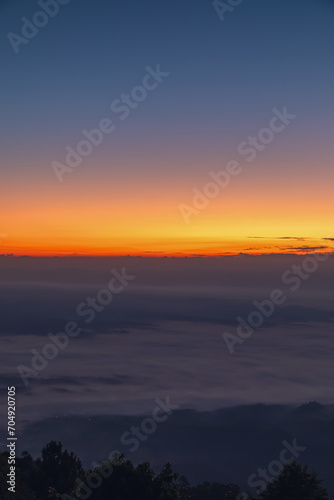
[258,461,330,500]
[38,441,84,496]
[0,443,331,500]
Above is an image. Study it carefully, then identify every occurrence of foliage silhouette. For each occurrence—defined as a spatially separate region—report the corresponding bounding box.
[0,442,331,500]
[258,461,330,500]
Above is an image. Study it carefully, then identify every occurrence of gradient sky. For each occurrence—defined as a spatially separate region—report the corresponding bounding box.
[1,0,334,255]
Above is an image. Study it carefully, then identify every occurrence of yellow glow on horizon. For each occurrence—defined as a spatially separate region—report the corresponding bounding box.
[2,162,333,256]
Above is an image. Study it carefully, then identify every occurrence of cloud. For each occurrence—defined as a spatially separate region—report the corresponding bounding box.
[283,246,329,252]
[248,236,333,243]
[0,256,332,431]
[248,236,308,240]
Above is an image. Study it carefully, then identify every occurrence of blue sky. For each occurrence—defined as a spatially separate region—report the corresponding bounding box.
[1,0,333,178]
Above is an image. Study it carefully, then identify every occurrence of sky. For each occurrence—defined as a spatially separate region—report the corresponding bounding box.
[1,0,334,256]
[1,2,334,486]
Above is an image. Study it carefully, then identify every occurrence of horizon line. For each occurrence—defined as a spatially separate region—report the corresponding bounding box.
[1,251,333,259]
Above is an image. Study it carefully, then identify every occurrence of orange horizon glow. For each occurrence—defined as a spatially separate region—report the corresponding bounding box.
[2,157,333,258]
[1,237,333,258]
